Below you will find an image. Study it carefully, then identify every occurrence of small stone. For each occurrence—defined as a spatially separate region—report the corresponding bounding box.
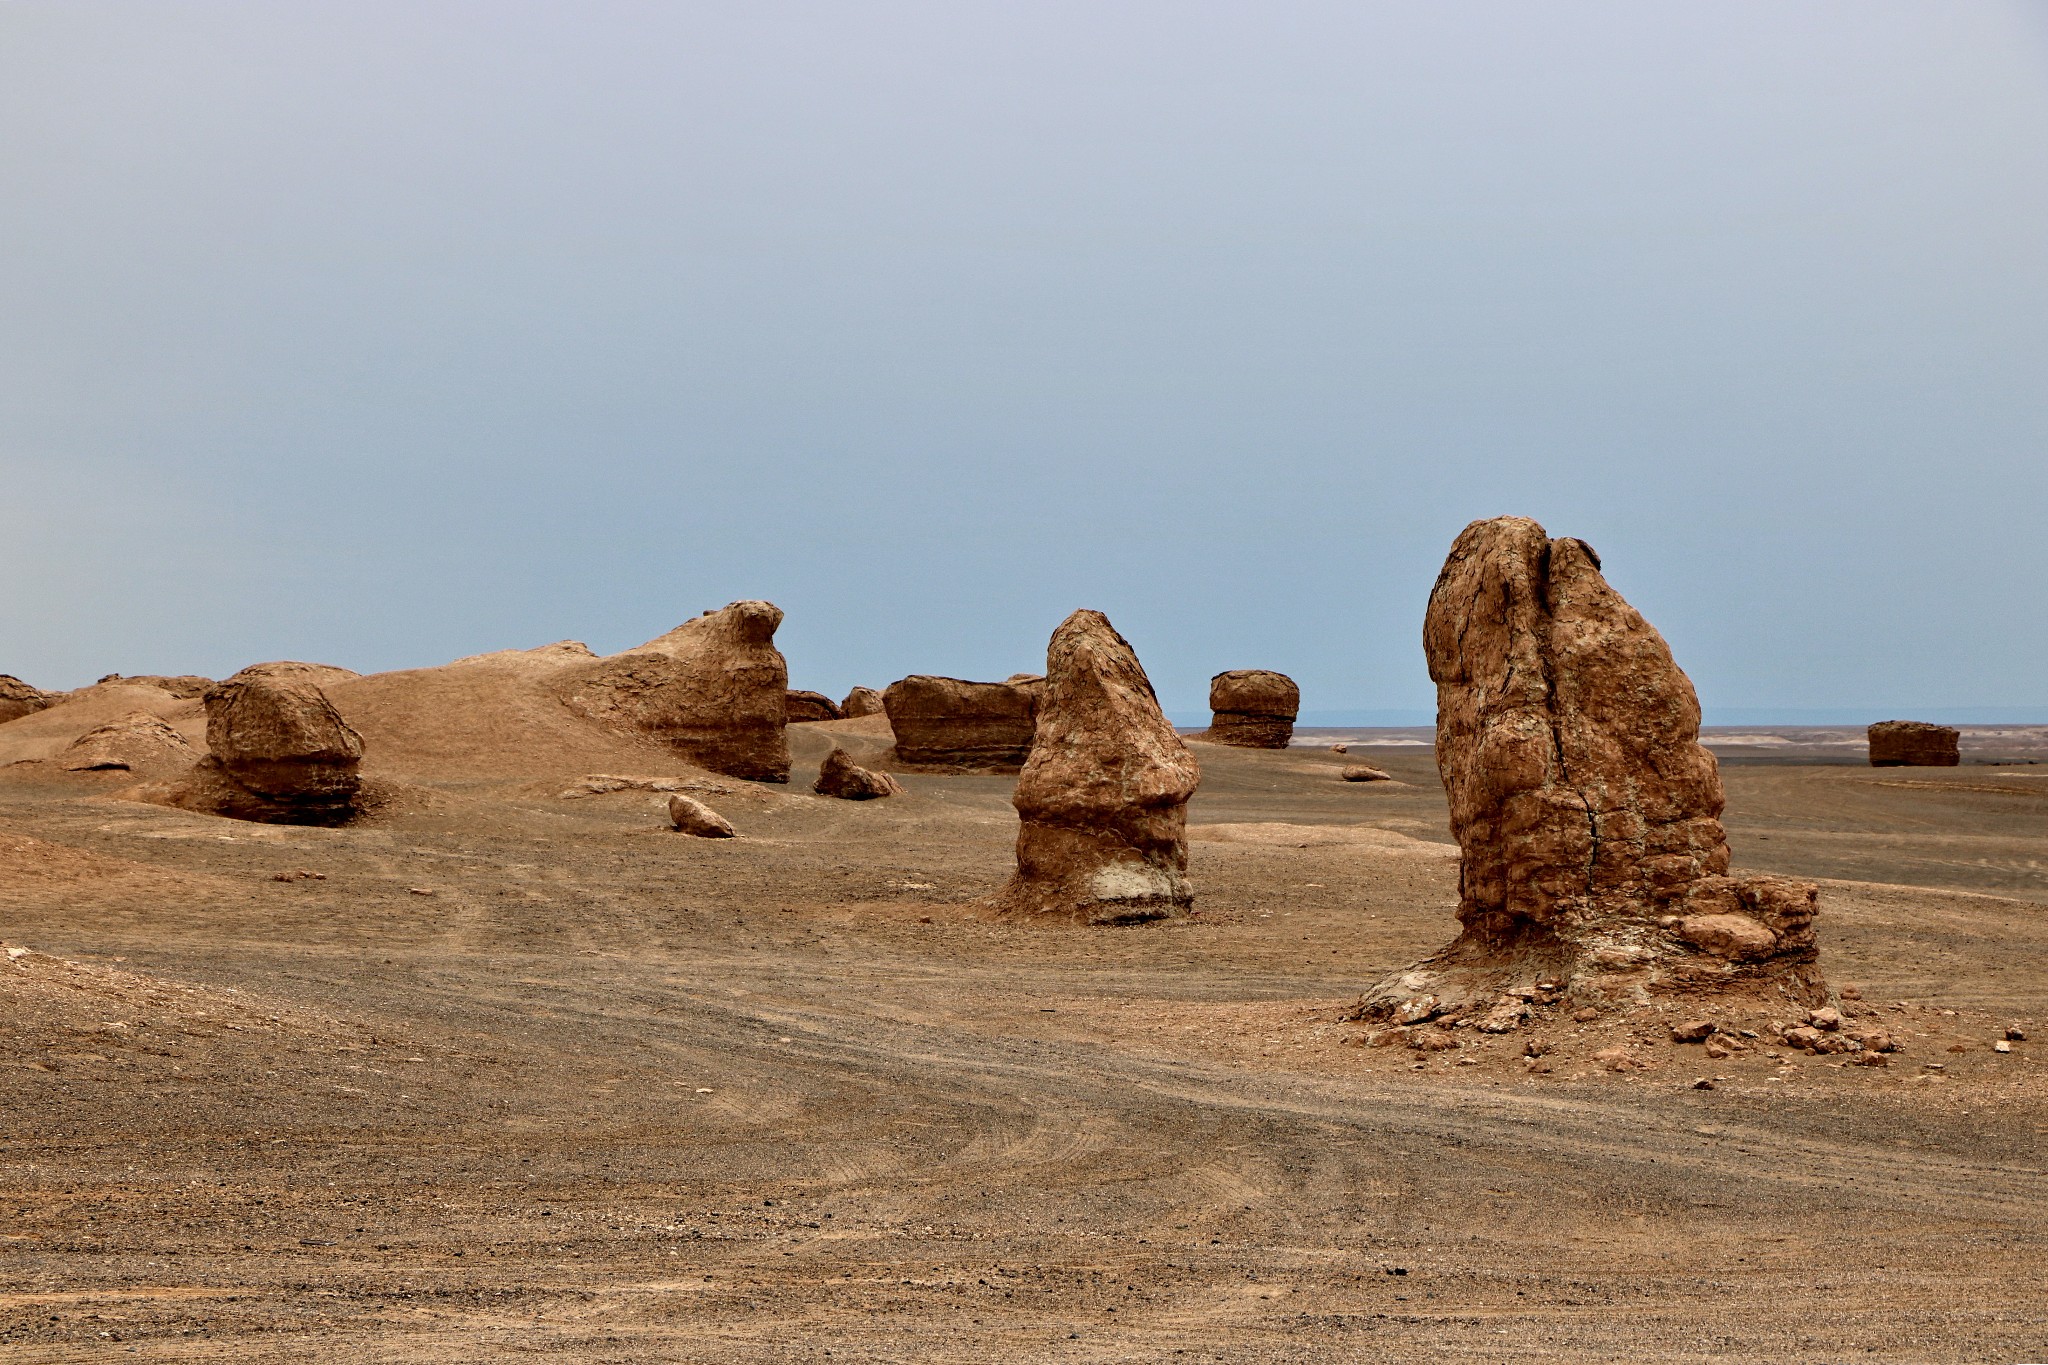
[1994,1040,2012,1054]
[1522,1056,1553,1074]
[2006,1025,2027,1042]
[1523,1039,1551,1057]
[1330,744,1348,754]
[1573,1007,1601,1023]
[1692,1078,1715,1090]
[1670,1019,1716,1044]
[1839,984,1863,1001]
[1853,1051,1889,1067]
[1593,1047,1641,1072]
[667,794,738,838]
[1394,995,1441,1026]
[1807,1007,1843,1032]
[1339,765,1393,783]
[407,887,434,896]
[1850,1029,1898,1054]
[1703,1035,1738,1060]
[1407,1028,1460,1052]
[1782,1026,1824,1052]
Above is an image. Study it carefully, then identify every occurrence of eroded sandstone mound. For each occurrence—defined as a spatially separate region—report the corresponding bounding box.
[883,675,1041,772]
[785,690,845,723]
[840,687,885,718]
[1868,720,1959,767]
[563,602,791,783]
[813,747,901,800]
[61,713,198,773]
[1354,517,1826,1025]
[1204,670,1299,749]
[989,611,1199,922]
[172,670,366,825]
[0,676,49,724]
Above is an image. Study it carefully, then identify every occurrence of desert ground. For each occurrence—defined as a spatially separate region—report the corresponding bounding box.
[2,673,2045,1362]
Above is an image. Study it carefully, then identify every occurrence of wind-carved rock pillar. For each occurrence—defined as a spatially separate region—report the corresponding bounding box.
[990,610,1200,923]
[1355,517,1826,1025]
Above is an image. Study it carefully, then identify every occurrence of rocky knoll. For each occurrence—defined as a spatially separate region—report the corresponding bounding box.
[840,687,885,718]
[990,611,1200,922]
[1355,517,1826,1027]
[0,676,49,724]
[883,675,1042,772]
[61,714,198,773]
[1205,670,1299,749]
[563,602,792,782]
[1868,720,1959,767]
[173,669,366,825]
[785,690,845,723]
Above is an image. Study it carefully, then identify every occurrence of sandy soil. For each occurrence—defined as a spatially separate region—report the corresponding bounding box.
[2,702,2045,1362]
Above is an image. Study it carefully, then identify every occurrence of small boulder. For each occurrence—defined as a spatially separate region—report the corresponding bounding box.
[1204,670,1300,749]
[840,687,886,718]
[1807,1006,1843,1032]
[1868,720,1959,767]
[813,748,902,800]
[1670,1019,1717,1043]
[785,689,845,723]
[666,794,737,838]
[1339,765,1392,783]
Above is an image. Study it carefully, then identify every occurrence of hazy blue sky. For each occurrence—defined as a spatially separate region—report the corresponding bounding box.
[4,2,2045,719]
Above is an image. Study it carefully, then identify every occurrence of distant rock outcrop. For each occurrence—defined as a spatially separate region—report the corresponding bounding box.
[883,675,1042,772]
[785,690,845,723]
[840,687,886,718]
[172,670,366,824]
[0,676,49,724]
[60,713,198,773]
[813,747,902,800]
[1204,670,1299,749]
[1354,517,1826,1024]
[563,601,792,783]
[990,611,1200,922]
[1867,720,1960,767]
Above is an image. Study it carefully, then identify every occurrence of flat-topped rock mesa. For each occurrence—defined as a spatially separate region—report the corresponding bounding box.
[840,686,885,718]
[990,610,1200,922]
[883,675,1043,772]
[0,676,50,724]
[562,601,792,783]
[60,713,199,773]
[785,690,845,723]
[171,668,366,825]
[1204,669,1299,749]
[1356,516,1826,1025]
[1868,720,1960,767]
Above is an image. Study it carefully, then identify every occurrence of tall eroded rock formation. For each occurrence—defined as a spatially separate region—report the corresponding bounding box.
[173,669,366,824]
[1356,517,1825,1022]
[564,601,792,782]
[990,611,1200,922]
[1204,670,1299,748]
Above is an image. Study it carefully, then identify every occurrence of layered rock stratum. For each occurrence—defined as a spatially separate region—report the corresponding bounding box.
[883,675,1041,772]
[1205,670,1299,749]
[1868,720,1960,767]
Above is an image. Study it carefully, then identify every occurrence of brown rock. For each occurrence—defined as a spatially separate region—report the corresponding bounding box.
[60,713,198,773]
[1340,765,1392,783]
[1671,1019,1716,1043]
[0,675,52,724]
[1807,1006,1844,1032]
[1204,670,1300,749]
[1782,1025,1824,1052]
[666,794,737,838]
[989,610,1200,922]
[1352,517,1825,1026]
[883,675,1041,772]
[1867,720,1959,767]
[840,687,886,718]
[563,602,792,782]
[813,748,902,800]
[785,689,845,723]
[172,671,366,825]
[1407,1028,1460,1052]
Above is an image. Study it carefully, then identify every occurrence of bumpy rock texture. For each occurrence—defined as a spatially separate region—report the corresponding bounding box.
[563,602,791,782]
[0,676,50,724]
[1355,517,1825,1023]
[1205,670,1300,749]
[840,687,886,718]
[813,747,902,800]
[1868,720,1959,767]
[990,611,1200,922]
[785,690,845,723]
[175,670,366,824]
[883,675,1043,772]
[61,714,198,773]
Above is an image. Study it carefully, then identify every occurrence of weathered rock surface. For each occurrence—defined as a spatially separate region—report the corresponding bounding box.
[1204,670,1299,749]
[1868,720,1959,767]
[1355,517,1825,1024]
[1339,765,1392,782]
[840,687,886,718]
[990,611,1200,922]
[813,748,902,800]
[883,675,1042,772]
[785,690,845,723]
[90,673,216,699]
[60,713,198,772]
[666,794,737,838]
[170,670,366,824]
[563,602,792,782]
[0,676,49,724]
